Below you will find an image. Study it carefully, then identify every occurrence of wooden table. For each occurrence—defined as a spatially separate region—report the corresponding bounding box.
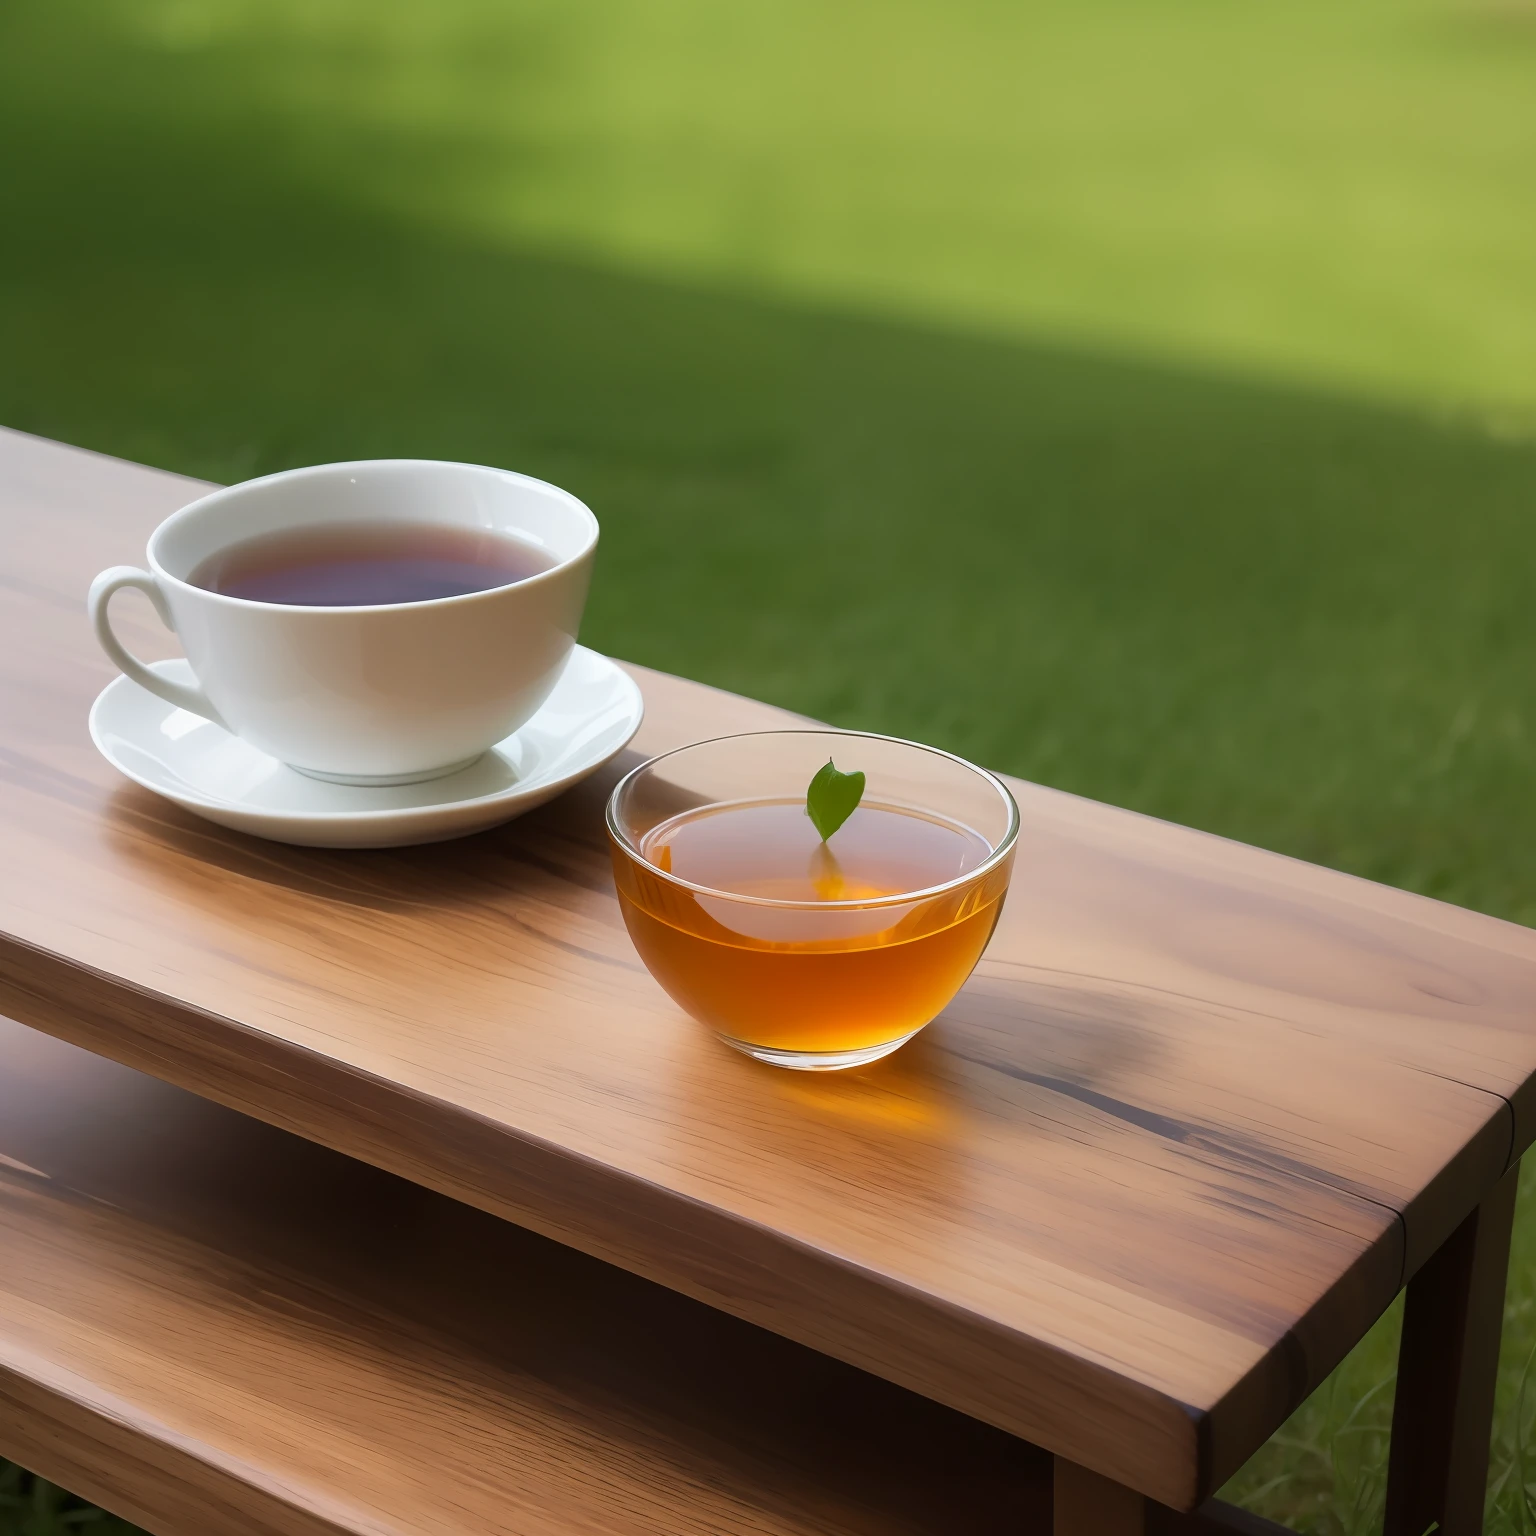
[2,425,1533,1535]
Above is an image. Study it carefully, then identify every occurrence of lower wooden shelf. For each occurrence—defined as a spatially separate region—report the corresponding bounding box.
[0,1015,1279,1535]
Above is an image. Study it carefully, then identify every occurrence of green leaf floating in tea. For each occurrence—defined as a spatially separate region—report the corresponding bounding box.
[806,758,865,842]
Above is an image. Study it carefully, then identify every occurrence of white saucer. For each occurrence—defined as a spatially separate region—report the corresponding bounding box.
[89,647,644,848]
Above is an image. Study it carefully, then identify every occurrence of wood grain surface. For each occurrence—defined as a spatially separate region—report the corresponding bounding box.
[3,426,1534,1507]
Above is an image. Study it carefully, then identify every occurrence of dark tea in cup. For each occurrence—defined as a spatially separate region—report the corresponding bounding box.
[190,522,556,607]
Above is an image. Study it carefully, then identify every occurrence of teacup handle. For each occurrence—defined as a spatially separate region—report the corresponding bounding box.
[88,566,227,729]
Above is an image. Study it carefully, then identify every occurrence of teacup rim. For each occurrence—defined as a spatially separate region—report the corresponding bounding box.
[606,728,1021,912]
[145,457,599,615]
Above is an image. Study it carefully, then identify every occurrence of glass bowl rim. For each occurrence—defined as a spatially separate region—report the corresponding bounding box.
[605,728,1021,911]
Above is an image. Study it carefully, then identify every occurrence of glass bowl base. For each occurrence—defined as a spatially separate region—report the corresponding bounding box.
[717,1029,922,1071]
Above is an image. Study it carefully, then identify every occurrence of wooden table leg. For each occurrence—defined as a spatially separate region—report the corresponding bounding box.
[1055,1457,1146,1534]
[1053,1457,1297,1534]
[1383,1163,1519,1536]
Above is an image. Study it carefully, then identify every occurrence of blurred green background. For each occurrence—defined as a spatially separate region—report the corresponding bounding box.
[4,1,1536,1531]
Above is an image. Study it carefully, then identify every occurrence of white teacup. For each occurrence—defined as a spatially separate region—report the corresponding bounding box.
[88,459,598,785]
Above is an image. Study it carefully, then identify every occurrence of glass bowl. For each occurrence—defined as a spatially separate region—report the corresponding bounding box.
[606,730,1019,1069]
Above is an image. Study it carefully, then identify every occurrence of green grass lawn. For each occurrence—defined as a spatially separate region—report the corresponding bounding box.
[4,1,1536,1530]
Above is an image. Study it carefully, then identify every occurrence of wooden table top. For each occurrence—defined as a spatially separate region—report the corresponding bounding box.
[3,425,1535,1509]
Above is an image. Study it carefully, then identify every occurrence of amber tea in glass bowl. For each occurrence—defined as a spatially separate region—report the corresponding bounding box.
[607,731,1019,1069]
